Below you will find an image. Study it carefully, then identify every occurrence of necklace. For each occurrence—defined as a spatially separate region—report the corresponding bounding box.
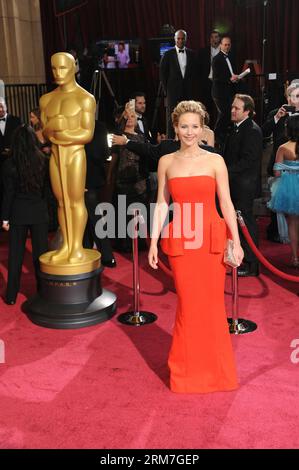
[175,151,206,159]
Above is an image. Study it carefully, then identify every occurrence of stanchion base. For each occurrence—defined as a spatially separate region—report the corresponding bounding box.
[227,317,257,335]
[117,311,157,326]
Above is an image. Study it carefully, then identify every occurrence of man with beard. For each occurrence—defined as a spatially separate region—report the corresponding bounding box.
[223,94,263,276]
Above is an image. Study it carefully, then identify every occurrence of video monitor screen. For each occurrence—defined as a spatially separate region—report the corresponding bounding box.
[160,41,174,57]
[95,39,141,69]
[148,37,174,64]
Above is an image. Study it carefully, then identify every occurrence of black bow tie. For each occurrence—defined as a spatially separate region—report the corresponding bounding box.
[137,117,143,121]
[0,118,6,122]
[178,49,185,53]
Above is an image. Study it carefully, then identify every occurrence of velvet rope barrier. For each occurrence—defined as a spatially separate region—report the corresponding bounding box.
[144,212,299,282]
[236,211,299,282]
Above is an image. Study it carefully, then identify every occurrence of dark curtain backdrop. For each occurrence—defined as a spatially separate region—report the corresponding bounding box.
[40,0,298,75]
[40,0,298,126]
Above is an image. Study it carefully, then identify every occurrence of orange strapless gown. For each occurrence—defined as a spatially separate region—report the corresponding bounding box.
[160,175,238,393]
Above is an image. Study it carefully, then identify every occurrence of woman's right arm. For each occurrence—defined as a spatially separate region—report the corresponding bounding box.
[148,156,170,269]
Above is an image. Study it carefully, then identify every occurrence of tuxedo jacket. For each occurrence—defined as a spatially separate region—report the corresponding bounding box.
[198,46,213,81]
[0,114,22,155]
[160,48,197,106]
[85,120,109,190]
[1,157,49,225]
[211,51,236,100]
[224,118,263,204]
[136,115,154,144]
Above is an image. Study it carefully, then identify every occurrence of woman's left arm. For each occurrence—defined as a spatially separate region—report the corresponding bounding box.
[214,156,244,265]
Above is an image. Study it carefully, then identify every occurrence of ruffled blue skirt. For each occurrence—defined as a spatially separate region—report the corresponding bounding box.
[268,172,299,215]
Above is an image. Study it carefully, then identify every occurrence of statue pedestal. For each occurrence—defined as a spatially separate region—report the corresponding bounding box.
[23,267,117,329]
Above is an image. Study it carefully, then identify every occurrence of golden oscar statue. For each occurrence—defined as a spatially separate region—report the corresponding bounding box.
[39,52,101,275]
[24,52,116,329]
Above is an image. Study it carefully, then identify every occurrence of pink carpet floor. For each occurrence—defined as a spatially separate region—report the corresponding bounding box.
[0,219,298,449]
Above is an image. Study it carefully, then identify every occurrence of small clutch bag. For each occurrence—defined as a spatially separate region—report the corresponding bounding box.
[224,239,239,268]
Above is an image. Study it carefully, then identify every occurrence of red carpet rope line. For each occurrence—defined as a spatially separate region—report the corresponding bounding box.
[142,212,299,282]
[236,211,299,282]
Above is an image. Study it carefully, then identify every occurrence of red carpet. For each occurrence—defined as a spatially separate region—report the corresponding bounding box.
[0,219,299,449]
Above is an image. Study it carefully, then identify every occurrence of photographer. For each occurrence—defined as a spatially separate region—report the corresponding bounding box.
[263,82,299,176]
[262,82,299,242]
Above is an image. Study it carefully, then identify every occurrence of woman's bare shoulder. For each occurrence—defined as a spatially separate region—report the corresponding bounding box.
[207,153,226,174]
[159,152,176,161]
[207,152,224,163]
[277,142,295,159]
[158,152,176,167]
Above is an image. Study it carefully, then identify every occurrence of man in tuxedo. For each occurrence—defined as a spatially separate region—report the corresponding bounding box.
[212,35,239,148]
[224,94,263,277]
[0,97,22,157]
[0,97,22,208]
[198,30,221,127]
[129,91,157,201]
[130,91,153,143]
[160,29,197,137]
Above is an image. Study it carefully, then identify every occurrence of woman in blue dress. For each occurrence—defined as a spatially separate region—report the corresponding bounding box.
[268,115,299,266]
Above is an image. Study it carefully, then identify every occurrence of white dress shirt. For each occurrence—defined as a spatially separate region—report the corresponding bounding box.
[208,46,220,79]
[235,117,249,130]
[175,45,187,78]
[224,54,234,76]
[0,113,7,136]
[136,114,144,134]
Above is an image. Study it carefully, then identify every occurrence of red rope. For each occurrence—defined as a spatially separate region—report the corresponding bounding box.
[237,213,299,282]
[143,213,299,283]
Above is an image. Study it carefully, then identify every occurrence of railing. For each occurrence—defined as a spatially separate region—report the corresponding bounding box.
[4,83,53,123]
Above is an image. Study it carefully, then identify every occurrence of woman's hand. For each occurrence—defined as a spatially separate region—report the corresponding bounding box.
[275,106,287,121]
[148,244,158,269]
[233,243,244,267]
[112,134,127,146]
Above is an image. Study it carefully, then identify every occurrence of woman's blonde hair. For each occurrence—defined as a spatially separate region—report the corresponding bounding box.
[171,100,205,127]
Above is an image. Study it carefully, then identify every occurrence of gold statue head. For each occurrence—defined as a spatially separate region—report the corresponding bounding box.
[51,52,76,86]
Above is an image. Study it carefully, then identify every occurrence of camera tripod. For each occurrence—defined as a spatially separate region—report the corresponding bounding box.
[90,68,119,119]
[151,80,169,135]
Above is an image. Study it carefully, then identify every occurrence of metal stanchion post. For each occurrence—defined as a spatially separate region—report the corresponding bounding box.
[227,266,257,335]
[117,209,157,326]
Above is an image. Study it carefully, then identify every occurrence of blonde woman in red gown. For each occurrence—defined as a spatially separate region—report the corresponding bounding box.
[148,101,244,393]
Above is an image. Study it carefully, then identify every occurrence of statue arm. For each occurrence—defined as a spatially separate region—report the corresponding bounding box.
[52,96,96,145]
[39,94,49,130]
[53,112,95,144]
